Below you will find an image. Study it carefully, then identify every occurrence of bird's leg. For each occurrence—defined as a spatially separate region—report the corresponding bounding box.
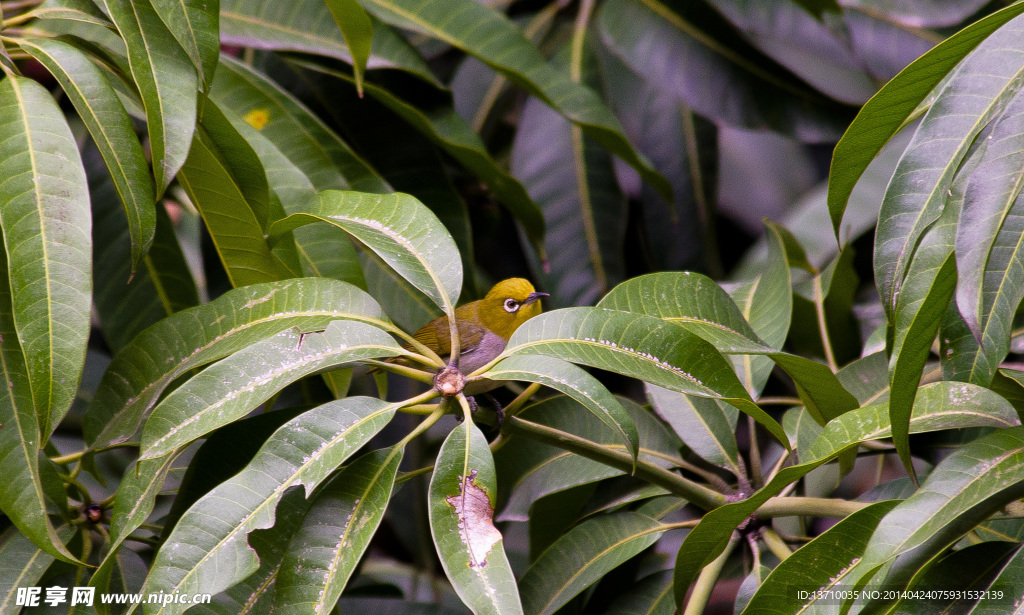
[485,394,504,429]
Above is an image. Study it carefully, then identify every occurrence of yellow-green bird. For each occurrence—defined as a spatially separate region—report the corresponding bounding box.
[408,278,547,375]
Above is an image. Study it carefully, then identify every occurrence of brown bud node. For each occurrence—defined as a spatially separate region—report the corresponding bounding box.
[435,366,466,397]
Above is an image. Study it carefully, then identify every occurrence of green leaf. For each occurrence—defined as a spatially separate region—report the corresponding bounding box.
[954,90,1024,384]
[890,541,1018,612]
[0,74,91,438]
[599,272,858,424]
[141,396,398,614]
[84,278,393,448]
[827,2,1024,235]
[140,321,403,460]
[360,0,671,201]
[289,58,544,251]
[34,0,114,28]
[646,385,740,476]
[274,447,403,613]
[598,271,761,352]
[0,248,78,563]
[163,406,309,535]
[206,82,365,287]
[189,485,311,614]
[873,15,1024,318]
[269,190,462,316]
[211,56,387,194]
[0,524,77,610]
[726,223,792,397]
[503,307,788,448]
[888,158,964,478]
[325,0,372,96]
[596,0,850,142]
[705,0,874,105]
[600,269,854,421]
[837,427,1024,608]
[740,500,899,613]
[219,0,438,85]
[20,36,155,275]
[291,66,477,297]
[90,148,198,353]
[671,381,1018,602]
[484,354,638,467]
[429,420,523,615]
[151,0,219,90]
[495,396,677,522]
[519,512,665,615]
[359,249,442,333]
[177,125,294,286]
[104,0,198,197]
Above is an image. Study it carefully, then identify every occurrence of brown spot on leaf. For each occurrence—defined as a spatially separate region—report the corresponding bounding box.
[446,469,502,568]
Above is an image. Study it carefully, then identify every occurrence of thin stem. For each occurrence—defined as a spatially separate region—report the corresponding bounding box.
[659,520,701,531]
[765,449,791,483]
[681,105,721,277]
[1,9,39,26]
[758,496,870,518]
[50,442,136,465]
[395,394,446,449]
[362,359,436,385]
[757,396,803,406]
[747,415,762,488]
[506,416,726,510]
[761,528,792,562]
[684,532,740,615]
[396,464,434,484]
[397,403,442,416]
[813,275,838,371]
[502,382,542,419]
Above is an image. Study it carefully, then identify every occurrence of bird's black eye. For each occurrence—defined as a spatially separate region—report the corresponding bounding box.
[504,298,520,313]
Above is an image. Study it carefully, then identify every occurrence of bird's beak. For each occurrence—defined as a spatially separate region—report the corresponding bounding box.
[524,291,548,305]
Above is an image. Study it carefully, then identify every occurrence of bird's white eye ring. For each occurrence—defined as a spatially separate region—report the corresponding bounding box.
[504,298,520,313]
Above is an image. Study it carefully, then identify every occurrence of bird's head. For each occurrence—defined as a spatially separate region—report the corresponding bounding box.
[478,278,547,340]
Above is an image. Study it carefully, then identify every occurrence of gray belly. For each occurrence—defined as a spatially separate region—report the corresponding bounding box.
[451,329,507,375]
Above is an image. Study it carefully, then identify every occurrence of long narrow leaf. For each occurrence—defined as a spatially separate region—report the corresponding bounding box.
[0,75,91,437]
[503,307,789,447]
[20,36,155,274]
[84,278,393,448]
[269,190,462,316]
[827,2,1024,235]
[0,248,78,563]
[274,447,403,613]
[104,0,198,196]
[141,397,399,614]
[151,0,219,90]
[873,14,1024,318]
[139,321,404,460]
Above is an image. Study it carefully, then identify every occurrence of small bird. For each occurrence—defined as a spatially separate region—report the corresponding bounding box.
[409,278,547,375]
